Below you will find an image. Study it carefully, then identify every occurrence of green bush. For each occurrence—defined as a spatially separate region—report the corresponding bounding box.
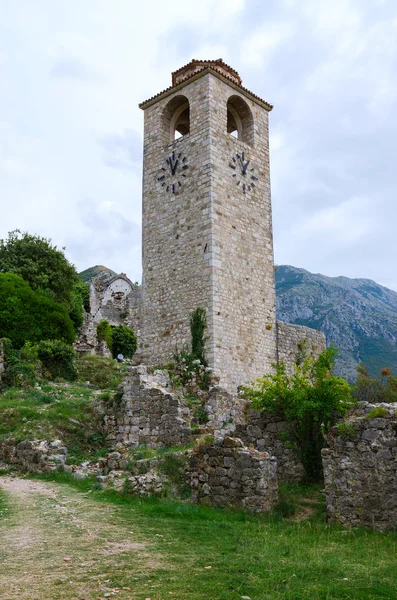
[364,406,389,420]
[37,340,77,381]
[0,229,79,307]
[190,307,208,366]
[353,364,397,403]
[336,422,357,440]
[111,325,137,359]
[0,273,75,348]
[242,347,354,482]
[97,319,113,351]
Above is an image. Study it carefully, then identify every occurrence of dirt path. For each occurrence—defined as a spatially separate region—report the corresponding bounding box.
[0,476,161,600]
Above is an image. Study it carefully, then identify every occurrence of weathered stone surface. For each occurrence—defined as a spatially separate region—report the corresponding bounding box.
[236,406,305,482]
[0,438,67,473]
[322,402,397,531]
[276,321,326,375]
[186,436,278,512]
[103,365,191,448]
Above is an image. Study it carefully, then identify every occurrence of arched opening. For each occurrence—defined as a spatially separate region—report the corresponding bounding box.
[162,95,190,143]
[226,95,254,146]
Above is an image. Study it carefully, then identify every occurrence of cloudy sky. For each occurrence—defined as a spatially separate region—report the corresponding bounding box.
[1,0,396,289]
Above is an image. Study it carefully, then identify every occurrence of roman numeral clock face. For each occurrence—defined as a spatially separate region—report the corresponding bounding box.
[157,151,189,194]
[229,151,259,193]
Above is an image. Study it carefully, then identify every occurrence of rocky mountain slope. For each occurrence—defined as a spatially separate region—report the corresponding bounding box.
[79,265,117,283]
[276,265,397,380]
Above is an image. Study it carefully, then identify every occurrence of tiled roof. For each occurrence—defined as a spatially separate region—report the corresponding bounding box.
[171,58,241,85]
[139,60,273,111]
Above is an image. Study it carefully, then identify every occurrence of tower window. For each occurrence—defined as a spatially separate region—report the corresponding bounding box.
[226,95,254,146]
[162,95,190,143]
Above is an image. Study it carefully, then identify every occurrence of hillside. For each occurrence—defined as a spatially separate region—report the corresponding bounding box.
[276,265,397,380]
[78,265,117,283]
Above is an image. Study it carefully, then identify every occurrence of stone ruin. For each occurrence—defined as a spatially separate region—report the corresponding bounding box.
[75,273,141,357]
[322,402,397,531]
[186,436,278,513]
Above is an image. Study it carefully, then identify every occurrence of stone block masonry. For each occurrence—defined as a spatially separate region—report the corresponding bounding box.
[276,321,326,375]
[140,61,277,391]
[104,365,191,448]
[322,402,397,531]
[186,436,278,512]
[236,407,305,482]
[0,439,67,472]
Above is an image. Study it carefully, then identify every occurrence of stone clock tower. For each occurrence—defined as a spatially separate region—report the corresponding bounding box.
[139,59,277,390]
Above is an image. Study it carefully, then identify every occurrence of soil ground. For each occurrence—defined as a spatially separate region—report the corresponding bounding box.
[0,476,159,600]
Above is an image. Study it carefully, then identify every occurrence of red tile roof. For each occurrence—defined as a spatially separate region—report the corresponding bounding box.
[139,59,273,111]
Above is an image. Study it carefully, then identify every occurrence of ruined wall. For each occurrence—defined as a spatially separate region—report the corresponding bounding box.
[204,386,246,434]
[76,275,141,356]
[0,439,67,473]
[186,436,278,512]
[104,366,191,448]
[322,402,397,531]
[235,407,305,482]
[276,321,326,374]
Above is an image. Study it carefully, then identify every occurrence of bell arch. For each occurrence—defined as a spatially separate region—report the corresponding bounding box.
[162,95,190,143]
[227,95,254,146]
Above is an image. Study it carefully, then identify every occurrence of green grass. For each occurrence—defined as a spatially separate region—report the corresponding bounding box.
[0,383,108,464]
[28,472,397,599]
[76,354,127,389]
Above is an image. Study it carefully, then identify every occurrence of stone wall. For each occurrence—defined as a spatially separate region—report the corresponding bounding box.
[0,439,67,472]
[186,436,278,512]
[236,407,305,482]
[104,366,191,448]
[276,320,326,374]
[204,386,246,434]
[322,402,397,531]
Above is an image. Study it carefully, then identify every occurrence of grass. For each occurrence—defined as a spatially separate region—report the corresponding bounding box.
[23,471,397,599]
[0,383,107,464]
[0,355,129,464]
[75,354,128,389]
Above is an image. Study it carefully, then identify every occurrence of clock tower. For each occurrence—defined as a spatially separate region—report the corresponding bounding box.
[139,59,277,390]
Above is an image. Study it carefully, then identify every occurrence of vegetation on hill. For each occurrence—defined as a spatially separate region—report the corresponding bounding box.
[0,355,127,463]
[276,265,397,380]
[78,264,117,283]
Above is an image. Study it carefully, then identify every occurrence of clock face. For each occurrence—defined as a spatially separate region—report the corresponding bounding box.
[157,150,189,194]
[229,151,259,193]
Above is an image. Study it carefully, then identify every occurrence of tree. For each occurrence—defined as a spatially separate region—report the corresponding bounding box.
[0,273,75,348]
[242,347,354,482]
[0,230,79,307]
[111,325,137,359]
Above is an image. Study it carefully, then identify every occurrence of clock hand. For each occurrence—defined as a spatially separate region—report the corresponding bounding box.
[242,160,250,174]
[172,159,179,176]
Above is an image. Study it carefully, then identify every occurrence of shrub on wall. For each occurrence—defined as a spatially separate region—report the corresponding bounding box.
[37,340,77,381]
[242,346,354,482]
[97,319,113,351]
[190,307,208,366]
[111,325,137,359]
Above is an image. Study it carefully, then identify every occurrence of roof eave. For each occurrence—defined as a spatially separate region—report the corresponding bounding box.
[139,67,273,111]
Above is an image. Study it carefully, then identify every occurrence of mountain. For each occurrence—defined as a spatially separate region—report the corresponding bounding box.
[78,265,117,283]
[275,265,397,381]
